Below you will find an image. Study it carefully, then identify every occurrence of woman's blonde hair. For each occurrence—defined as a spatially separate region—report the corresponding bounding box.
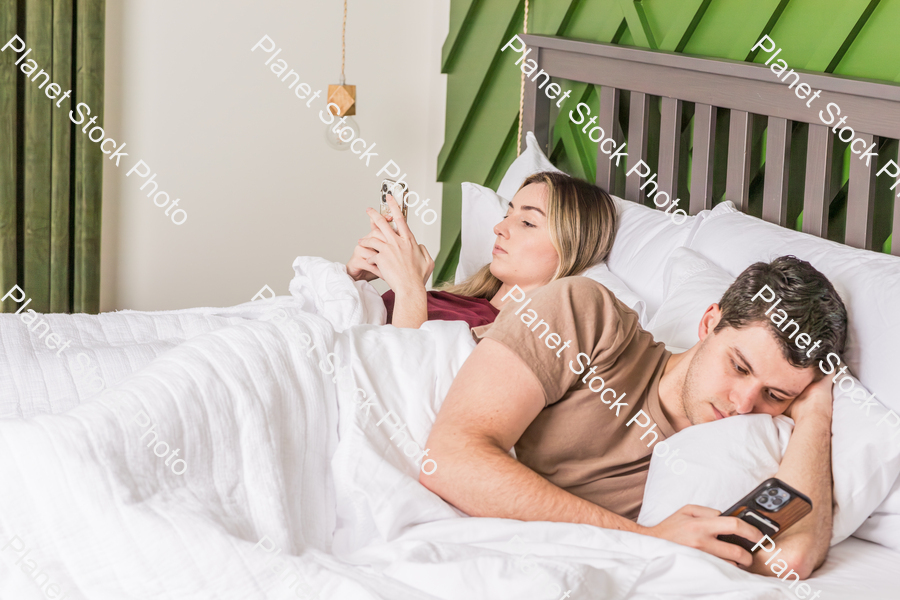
[442,171,618,299]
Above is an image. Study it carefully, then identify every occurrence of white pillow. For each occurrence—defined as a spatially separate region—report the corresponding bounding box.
[830,374,900,544]
[455,183,506,284]
[854,476,900,551]
[455,128,709,304]
[638,415,793,526]
[605,198,722,319]
[645,247,734,349]
[688,202,900,416]
[496,131,562,202]
[638,245,900,544]
[578,263,647,324]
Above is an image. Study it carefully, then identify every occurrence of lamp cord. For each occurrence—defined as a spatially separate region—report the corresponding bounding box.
[516,0,529,156]
[341,0,347,85]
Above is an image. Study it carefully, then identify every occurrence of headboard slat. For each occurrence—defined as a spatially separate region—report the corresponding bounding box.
[690,103,717,214]
[658,97,683,210]
[802,124,834,238]
[846,133,877,250]
[763,117,792,226]
[596,86,621,193]
[625,92,651,203]
[726,110,753,211]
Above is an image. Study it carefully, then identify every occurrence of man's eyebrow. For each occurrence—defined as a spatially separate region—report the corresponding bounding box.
[507,201,546,216]
[733,347,799,398]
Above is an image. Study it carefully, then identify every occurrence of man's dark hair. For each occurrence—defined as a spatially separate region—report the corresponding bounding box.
[714,256,848,370]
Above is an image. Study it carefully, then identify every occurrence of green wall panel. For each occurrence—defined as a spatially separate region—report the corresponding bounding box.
[436,0,900,282]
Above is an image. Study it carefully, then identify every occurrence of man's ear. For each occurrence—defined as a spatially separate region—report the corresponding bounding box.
[698,304,723,341]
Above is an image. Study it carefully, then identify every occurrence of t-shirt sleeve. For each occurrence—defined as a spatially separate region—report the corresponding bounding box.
[480,277,638,407]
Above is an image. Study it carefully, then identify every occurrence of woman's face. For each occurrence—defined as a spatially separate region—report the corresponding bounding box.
[489,183,559,288]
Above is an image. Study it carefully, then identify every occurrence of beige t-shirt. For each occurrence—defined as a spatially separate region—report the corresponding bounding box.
[472,277,674,520]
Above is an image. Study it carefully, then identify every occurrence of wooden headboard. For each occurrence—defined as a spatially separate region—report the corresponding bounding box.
[519,34,900,256]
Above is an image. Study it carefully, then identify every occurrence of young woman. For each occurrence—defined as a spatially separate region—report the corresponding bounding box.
[345,171,618,329]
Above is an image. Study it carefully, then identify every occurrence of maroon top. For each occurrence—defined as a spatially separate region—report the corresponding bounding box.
[382,290,500,328]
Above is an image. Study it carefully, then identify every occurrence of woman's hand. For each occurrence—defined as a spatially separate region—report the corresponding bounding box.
[346,244,381,282]
[346,218,383,282]
[359,195,434,295]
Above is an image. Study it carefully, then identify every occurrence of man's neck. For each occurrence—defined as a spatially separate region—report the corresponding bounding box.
[658,346,696,432]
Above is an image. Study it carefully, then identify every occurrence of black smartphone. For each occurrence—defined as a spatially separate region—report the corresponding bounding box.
[717,477,813,552]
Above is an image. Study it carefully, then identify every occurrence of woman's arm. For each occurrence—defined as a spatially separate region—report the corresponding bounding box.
[390,286,429,329]
[360,195,434,329]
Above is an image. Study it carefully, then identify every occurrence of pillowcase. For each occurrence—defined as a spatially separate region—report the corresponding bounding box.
[638,244,900,545]
[687,202,900,416]
[605,197,717,319]
[496,131,562,202]
[578,263,647,324]
[455,183,506,284]
[644,247,733,349]
[853,475,900,551]
[637,414,793,527]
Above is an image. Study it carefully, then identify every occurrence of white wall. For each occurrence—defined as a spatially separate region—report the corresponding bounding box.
[101,0,449,311]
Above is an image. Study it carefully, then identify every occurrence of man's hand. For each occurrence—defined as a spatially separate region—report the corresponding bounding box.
[783,373,834,423]
[644,505,764,568]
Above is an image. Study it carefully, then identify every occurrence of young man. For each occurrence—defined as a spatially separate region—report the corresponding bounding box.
[420,256,847,579]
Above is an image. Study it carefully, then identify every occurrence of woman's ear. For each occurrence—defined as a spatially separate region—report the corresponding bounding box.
[698,303,723,341]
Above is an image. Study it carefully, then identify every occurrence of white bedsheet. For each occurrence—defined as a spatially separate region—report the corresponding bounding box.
[0,258,889,599]
[807,537,900,599]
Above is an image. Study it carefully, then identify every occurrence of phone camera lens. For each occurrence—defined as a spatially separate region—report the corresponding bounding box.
[767,489,779,495]
[773,497,783,506]
[756,495,768,505]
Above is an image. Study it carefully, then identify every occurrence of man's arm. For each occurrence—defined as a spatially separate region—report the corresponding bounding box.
[420,338,643,530]
[420,338,765,567]
[749,376,834,579]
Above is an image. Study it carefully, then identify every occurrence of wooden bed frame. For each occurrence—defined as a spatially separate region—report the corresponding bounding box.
[519,34,900,256]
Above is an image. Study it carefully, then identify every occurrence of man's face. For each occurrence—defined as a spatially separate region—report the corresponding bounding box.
[681,308,817,425]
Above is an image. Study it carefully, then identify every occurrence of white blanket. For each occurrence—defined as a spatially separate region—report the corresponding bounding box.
[0,258,794,599]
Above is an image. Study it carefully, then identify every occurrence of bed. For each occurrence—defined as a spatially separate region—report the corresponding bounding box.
[2,34,900,600]
[515,32,900,599]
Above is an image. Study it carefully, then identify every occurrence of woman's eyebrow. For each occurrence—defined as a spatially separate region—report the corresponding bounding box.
[507,201,546,217]
[521,205,546,216]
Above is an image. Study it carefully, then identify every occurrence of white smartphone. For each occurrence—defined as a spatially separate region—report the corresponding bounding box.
[380,179,408,232]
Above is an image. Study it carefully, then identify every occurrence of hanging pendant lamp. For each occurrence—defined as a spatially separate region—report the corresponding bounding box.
[325,0,359,151]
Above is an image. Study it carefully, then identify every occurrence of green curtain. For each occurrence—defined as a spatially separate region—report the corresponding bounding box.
[0,0,104,314]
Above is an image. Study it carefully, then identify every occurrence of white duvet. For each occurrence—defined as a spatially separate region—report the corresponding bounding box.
[0,258,794,599]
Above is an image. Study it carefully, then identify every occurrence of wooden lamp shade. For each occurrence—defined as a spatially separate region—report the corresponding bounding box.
[327,84,356,116]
